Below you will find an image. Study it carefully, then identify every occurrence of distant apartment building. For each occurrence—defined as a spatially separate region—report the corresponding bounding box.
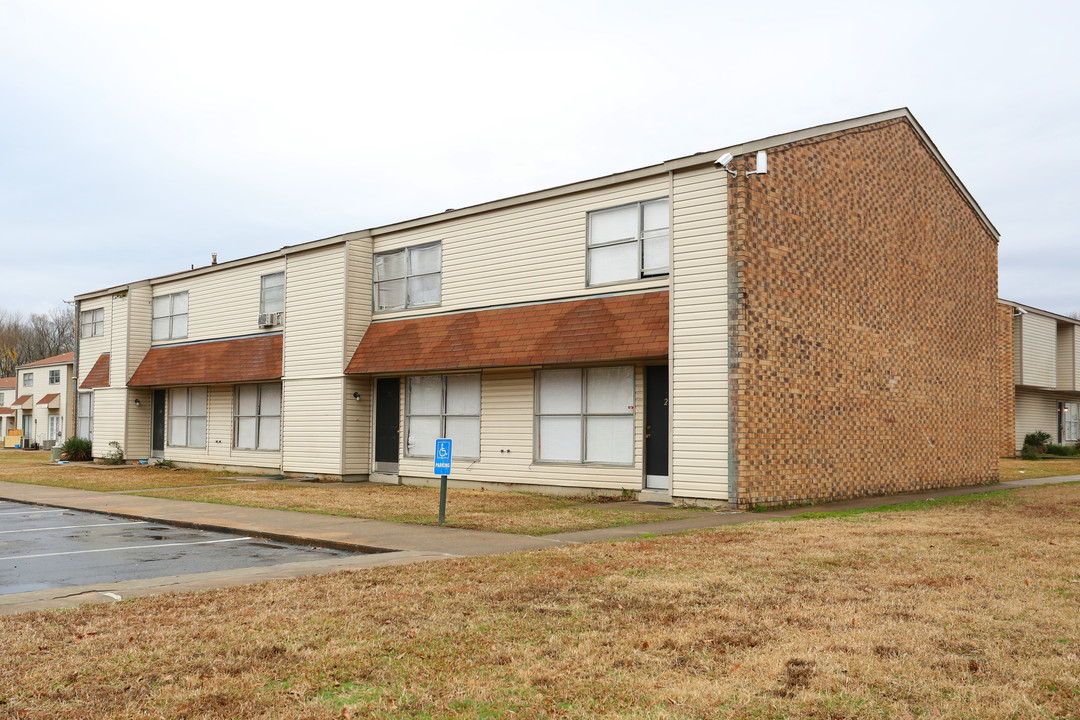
[0,376,16,437]
[999,300,1080,453]
[74,108,1000,507]
[11,352,74,448]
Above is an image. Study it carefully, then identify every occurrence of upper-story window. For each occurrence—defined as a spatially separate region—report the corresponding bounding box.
[49,370,60,385]
[22,373,33,387]
[373,242,441,311]
[0,392,5,405]
[260,272,284,319]
[586,198,669,286]
[80,308,104,338]
[152,291,188,341]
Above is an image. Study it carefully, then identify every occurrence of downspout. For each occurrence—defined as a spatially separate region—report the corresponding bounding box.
[72,298,80,441]
[726,161,743,510]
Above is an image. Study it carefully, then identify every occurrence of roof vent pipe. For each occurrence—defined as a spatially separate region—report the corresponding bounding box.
[211,253,218,265]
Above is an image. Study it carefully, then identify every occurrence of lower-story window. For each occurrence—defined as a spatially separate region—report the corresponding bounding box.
[535,366,634,464]
[235,383,281,451]
[168,387,207,448]
[405,374,480,459]
[77,392,94,441]
[1064,401,1079,444]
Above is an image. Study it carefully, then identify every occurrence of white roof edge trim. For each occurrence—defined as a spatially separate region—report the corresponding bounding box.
[999,298,1080,326]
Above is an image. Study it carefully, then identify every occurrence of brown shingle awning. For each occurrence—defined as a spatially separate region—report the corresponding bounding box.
[129,334,283,388]
[37,393,60,408]
[14,395,33,408]
[80,353,111,389]
[0,408,13,415]
[346,291,669,375]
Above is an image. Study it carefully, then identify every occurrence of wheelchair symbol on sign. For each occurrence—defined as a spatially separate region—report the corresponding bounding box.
[437,445,449,460]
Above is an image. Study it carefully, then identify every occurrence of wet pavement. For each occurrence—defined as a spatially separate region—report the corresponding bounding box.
[0,501,361,596]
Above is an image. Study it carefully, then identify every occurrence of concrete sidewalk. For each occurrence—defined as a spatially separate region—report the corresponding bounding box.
[1,474,1076,613]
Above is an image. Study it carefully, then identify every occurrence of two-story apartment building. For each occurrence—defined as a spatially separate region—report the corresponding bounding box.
[0,376,16,437]
[999,299,1080,453]
[12,352,74,448]
[75,108,1001,508]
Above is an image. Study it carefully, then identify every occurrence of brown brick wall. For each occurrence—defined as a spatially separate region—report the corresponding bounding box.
[997,303,1016,457]
[728,119,1000,508]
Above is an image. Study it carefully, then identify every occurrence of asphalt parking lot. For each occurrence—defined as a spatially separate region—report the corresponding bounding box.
[0,500,362,596]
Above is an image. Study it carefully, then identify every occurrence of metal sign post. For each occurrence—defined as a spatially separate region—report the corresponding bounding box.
[433,438,452,524]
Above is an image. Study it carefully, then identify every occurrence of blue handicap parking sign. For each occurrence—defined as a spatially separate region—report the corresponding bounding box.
[434,438,452,476]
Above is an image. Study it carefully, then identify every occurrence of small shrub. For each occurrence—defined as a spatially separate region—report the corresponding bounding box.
[1020,443,1041,460]
[59,436,92,462]
[1023,431,1052,453]
[101,441,126,465]
[155,458,177,469]
[1045,443,1077,457]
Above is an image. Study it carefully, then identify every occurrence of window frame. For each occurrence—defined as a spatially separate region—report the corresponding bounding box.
[49,369,60,385]
[167,386,207,448]
[1064,401,1080,444]
[80,308,104,339]
[404,373,481,460]
[533,366,636,466]
[233,383,282,452]
[22,372,33,388]
[373,241,442,312]
[586,197,670,287]
[260,272,285,317]
[152,291,189,341]
[77,391,94,441]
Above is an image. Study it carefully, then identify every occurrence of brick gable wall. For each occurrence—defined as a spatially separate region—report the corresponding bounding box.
[728,119,999,508]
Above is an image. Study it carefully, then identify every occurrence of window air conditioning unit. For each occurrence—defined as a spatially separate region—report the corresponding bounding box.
[258,312,283,328]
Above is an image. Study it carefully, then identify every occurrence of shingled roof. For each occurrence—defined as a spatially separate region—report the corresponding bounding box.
[128,334,282,387]
[346,291,668,375]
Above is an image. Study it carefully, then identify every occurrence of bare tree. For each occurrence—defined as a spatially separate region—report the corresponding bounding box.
[1070,311,1080,322]
[0,304,76,376]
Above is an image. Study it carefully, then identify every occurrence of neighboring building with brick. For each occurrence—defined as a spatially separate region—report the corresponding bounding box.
[12,352,75,448]
[999,299,1080,454]
[74,108,1001,507]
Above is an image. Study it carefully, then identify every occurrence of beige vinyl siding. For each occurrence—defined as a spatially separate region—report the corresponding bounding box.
[1012,316,1023,385]
[1018,314,1057,388]
[342,375,371,476]
[125,282,152,384]
[396,368,644,491]
[281,378,345,475]
[371,176,671,319]
[344,240,373,363]
[91,388,128,458]
[150,258,285,345]
[164,385,281,469]
[1014,388,1064,452]
[125,388,152,459]
[77,300,111,380]
[1057,325,1077,392]
[283,246,347,378]
[670,166,729,500]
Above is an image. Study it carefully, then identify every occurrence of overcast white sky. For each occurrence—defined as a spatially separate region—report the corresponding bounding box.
[1,1,1077,316]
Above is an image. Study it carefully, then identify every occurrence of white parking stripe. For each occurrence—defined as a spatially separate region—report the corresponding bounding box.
[0,536,252,561]
[0,509,68,516]
[0,521,148,535]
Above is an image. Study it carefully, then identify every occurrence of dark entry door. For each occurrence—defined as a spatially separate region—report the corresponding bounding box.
[645,365,669,489]
[374,378,401,468]
[152,389,166,456]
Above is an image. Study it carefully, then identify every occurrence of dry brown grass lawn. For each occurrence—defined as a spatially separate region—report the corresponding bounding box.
[1000,456,1080,481]
[2,483,1078,719]
[0,465,242,492]
[134,482,706,535]
[0,449,52,467]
